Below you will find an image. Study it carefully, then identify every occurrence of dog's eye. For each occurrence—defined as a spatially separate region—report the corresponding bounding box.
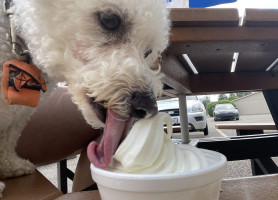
[98,12,121,31]
[144,49,152,58]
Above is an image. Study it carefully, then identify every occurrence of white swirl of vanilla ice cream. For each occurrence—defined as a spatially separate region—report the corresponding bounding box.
[107,112,208,174]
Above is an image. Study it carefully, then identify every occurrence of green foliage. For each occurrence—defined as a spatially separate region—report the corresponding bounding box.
[217,93,240,102]
[218,94,228,101]
[228,93,238,101]
[230,93,237,97]
[206,100,236,117]
[236,92,252,98]
[228,95,238,101]
[206,102,218,117]
[202,99,210,108]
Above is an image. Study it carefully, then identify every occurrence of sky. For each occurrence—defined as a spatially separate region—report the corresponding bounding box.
[213,0,278,9]
[167,0,278,9]
[212,0,278,16]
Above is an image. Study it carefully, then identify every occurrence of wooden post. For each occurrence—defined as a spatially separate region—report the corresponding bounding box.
[178,93,190,144]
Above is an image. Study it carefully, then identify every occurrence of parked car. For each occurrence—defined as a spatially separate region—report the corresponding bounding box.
[213,103,239,121]
[157,96,208,135]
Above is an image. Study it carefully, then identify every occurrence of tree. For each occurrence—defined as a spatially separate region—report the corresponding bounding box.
[202,99,210,108]
[236,92,251,98]
[218,94,228,101]
[228,93,238,101]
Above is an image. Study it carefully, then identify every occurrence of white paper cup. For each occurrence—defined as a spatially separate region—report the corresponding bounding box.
[90,148,227,200]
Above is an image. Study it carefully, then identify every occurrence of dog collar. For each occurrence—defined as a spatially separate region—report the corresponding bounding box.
[3,0,30,63]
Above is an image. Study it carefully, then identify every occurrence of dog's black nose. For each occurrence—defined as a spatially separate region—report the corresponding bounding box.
[130,92,158,119]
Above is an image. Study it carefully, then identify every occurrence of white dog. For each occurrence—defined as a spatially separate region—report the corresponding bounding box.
[0,0,170,196]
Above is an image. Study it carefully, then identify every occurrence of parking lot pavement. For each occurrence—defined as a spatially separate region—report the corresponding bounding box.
[38,114,278,191]
[207,113,275,138]
[172,114,275,140]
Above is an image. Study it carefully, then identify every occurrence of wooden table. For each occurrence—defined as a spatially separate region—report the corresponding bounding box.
[2,170,63,200]
[54,174,278,200]
[55,191,101,200]
[215,123,277,131]
[160,8,278,177]
[215,122,277,135]
[161,8,278,98]
[160,8,278,145]
[214,122,278,175]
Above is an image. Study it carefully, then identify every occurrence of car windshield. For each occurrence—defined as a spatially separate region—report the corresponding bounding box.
[215,104,234,111]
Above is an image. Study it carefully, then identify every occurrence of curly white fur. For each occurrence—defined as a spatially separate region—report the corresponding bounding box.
[0,0,170,196]
[12,0,170,126]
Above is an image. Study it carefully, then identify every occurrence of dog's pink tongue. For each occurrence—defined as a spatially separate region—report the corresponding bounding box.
[87,109,133,168]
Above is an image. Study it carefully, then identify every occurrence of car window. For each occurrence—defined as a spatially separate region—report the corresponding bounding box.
[215,104,234,110]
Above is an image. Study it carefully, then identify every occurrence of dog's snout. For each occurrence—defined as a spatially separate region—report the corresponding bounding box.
[130,92,158,119]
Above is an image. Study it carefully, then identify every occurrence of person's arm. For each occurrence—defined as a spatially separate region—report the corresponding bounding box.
[16,87,101,166]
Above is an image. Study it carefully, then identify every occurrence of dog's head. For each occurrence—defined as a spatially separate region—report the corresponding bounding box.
[13,0,170,168]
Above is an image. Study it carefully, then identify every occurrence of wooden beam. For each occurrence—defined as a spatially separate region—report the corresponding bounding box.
[215,123,277,130]
[189,71,278,94]
[160,89,177,99]
[236,52,278,72]
[186,52,234,73]
[167,27,278,54]
[170,27,278,42]
[161,54,192,94]
[169,8,239,27]
[245,9,278,27]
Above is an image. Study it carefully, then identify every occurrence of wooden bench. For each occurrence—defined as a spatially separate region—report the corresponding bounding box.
[2,169,63,200]
[215,123,277,135]
[213,123,278,176]
[197,133,278,176]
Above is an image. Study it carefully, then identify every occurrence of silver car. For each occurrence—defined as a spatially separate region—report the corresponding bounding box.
[157,96,208,135]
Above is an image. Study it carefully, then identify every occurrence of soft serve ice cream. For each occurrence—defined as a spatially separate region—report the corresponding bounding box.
[107,112,208,174]
[89,112,226,200]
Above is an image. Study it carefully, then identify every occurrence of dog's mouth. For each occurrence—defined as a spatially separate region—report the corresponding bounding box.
[87,99,133,168]
[87,92,158,168]
[88,98,107,124]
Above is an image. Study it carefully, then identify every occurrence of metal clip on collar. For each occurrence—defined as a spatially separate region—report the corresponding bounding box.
[3,0,30,63]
